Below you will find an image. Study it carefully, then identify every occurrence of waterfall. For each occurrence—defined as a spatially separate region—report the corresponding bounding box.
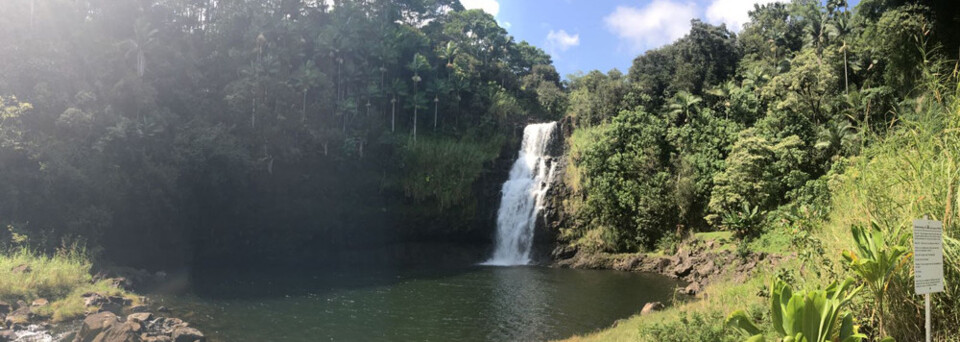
[483,122,558,266]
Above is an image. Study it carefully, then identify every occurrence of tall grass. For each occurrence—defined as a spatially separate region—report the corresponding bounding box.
[821,57,960,340]
[0,247,92,303]
[0,246,129,322]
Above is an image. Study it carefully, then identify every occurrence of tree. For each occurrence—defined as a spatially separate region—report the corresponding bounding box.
[387,79,409,133]
[708,129,810,222]
[426,79,448,130]
[815,119,859,159]
[580,109,675,251]
[119,18,158,78]
[667,91,702,124]
[407,53,429,142]
[293,60,323,122]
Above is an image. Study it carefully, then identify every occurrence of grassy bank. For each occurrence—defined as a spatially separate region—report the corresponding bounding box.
[0,247,131,323]
[559,230,792,342]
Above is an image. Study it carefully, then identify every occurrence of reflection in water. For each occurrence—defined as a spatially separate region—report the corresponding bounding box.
[152,266,680,342]
[487,267,549,341]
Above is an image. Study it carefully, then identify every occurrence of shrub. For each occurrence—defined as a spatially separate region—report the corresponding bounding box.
[726,278,866,342]
[841,222,909,337]
[643,310,737,342]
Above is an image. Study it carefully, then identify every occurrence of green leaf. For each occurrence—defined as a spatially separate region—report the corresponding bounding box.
[725,310,762,336]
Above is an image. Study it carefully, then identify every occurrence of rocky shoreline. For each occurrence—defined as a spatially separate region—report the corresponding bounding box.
[0,272,204,342]
[550,236,782,298]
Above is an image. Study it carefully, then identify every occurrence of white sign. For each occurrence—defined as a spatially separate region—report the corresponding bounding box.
[913,219,944,295]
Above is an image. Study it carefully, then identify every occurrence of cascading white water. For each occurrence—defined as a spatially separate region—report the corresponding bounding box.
[483,122,558,266]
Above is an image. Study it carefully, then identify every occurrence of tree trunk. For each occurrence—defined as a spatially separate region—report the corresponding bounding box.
[391,98,396,132]
[434,100,438,131]
[301,90,307,122]
[843,46,849,95]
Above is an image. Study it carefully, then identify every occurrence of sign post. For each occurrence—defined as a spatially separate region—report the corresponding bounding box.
[913,217,944,342]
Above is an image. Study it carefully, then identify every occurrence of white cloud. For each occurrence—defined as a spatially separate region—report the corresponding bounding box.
[604,0,698,53]
[460,0,500,17]
[546,29,580,52]
[705,0,788,31]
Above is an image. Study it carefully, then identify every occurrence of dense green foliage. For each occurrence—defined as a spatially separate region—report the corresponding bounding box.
[558,0,959,252]
[556,0,960,339]
[0,0,563,267]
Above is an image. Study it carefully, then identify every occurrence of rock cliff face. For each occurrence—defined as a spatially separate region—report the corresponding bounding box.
[531,117,572,263]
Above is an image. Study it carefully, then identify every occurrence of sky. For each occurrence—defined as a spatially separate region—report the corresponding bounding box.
[458,0,858,79]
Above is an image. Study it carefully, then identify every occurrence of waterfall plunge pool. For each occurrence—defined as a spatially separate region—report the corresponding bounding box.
[148,122,679,341]
[150,265,681,342]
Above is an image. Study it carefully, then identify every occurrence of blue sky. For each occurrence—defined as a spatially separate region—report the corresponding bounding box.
[459,0,858,78]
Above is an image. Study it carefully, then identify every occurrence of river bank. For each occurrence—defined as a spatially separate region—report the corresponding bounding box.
[550,230,793,341]
[551,231,784,297]
[0,249,206,342]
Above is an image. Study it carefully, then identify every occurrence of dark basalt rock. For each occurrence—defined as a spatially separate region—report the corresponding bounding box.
[171,327,204,342]
[74,312,124,342]
[550,245,578,260]
[681,282,702,296]
[74,311,204,342]
[4,306,31,326]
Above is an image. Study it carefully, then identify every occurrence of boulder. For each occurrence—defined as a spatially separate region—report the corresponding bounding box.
[110,277,133,290]
[82,293,131,315]
[641,302,664,315]
[171,327,204,342]
[672,260,693,278]
[74,311,121,342]
[0,302,10,315]
[550,245,577,260]
[74,311,145,342]
[102,321,142,341]
[127,313,153,323]
[695,260,716,278]
[682,282,702,296]
[4,306,31,325]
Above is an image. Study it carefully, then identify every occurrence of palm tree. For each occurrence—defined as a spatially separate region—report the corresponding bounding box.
[387,79,408,133]
[743,68,770,90]
[816,120,860,158]
[668,91,702,124]
[293,60,322,122]
[120,18,158,78]
[407,53,429,142]
[705,81,738,117]
[437,41,458,70]
[448,75,469,126]
[426,79,449,131]
[827,10,853,94]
